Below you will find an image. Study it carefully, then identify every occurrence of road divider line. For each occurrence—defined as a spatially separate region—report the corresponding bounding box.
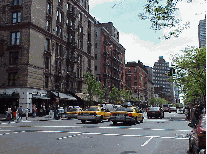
[0,125,191,132]
[141,137,154,146]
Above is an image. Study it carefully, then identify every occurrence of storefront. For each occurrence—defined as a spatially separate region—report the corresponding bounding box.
[0,93,19,114]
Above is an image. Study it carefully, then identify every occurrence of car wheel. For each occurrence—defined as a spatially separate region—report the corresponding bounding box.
[160,116,162,119]
[147,116,150,119]
[107,118,111,122]
[81,120,86,124]
[113,121,117,125]
[189,137,193,153]
[99,119,103,123]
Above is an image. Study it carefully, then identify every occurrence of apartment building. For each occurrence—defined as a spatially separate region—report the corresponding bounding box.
[152,56,174,102]
[145,66,154,102]
[94,22,125,101]
[125,61,148,103]
[0,0,95,113]
[198,16,206,48]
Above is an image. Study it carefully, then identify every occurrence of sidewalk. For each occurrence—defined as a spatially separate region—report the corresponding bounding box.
[0,115,57,124]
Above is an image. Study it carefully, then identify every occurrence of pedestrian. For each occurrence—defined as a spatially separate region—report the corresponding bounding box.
[12,106,17,120]
[16,107,19,121]
[18,106,23,121]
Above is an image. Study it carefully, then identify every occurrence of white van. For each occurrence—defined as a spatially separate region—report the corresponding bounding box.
[100,104,114,112]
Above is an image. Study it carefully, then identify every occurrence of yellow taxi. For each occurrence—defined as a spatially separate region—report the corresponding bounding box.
[66,107,82,119]
[77,106,110,123]
[110,103,144,125]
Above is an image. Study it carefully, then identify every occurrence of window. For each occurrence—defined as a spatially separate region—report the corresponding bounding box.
[56,26,59,35]
[59,28,62,37]
[59,12,62,23]
[134,82,137,86]
[134,75,137,80]
[95,65,97,71]
[134,68,137,73]
[46,20,50,31]
[8,72,18,86]
[55,43,58,56]
[9,51,18,65]
[46,39,50,51]
[59,61,61,70]
[128,69,131,73]
[59,45,62,57]
[47,3,51,14]
[134,89,137,93]
[11,32,20,45]
[128,75,131,80]
[12,12,21,23]
[95,43,97,48]
[13,0,21,5]
[95,54,97,60]
[45,57,49,69]
[79,13,82,22]
[45,76,49,88]
[55,61,58,72]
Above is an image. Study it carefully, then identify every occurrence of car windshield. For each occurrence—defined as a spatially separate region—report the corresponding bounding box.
[85,107,99,111]
[163,105,168,107]
[148,107,160,111]
[201,116,206,129]
[116,107,126,111]
[126,108,133,112]
[68,108,77,112]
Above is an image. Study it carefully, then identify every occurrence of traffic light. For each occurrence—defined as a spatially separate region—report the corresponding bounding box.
[167,68,175,76]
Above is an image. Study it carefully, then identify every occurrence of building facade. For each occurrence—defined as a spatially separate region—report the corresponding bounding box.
[0,0,94,113]
[125,61,148,103]
[94,22,125,101]
[198,16,206,48]
[145,66,154,102]
[152,56,174,103]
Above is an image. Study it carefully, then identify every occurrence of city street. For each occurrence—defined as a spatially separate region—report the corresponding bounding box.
[0,112,190,154]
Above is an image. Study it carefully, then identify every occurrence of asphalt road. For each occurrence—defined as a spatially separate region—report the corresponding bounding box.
[0,112,190,154]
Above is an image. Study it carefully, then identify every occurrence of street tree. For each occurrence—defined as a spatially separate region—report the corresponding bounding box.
[121,89,132,103]
[108,86,122,104]
[83,72,105,105]
[172,47,206,105]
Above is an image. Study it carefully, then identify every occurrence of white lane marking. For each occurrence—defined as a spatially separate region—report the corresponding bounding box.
[103,134,120,136]
[141,137,154,147]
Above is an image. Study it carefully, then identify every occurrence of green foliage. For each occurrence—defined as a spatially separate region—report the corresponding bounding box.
[83,72,106,105]
[108,86,122,104]
[149,97,168,106]
[121,89,132,102]
[172,47,206,104]
[138,0,191,39]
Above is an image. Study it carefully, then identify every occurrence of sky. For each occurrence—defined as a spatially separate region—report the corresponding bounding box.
[89,0,206,67]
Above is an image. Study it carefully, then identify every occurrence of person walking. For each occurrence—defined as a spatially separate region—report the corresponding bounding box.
[18,106,23,121]
[12,106,17,120]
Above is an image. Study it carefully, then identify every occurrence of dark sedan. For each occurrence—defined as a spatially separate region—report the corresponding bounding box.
[147,107,164,119]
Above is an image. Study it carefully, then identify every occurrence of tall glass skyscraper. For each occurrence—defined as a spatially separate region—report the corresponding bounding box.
[198,16,206,48]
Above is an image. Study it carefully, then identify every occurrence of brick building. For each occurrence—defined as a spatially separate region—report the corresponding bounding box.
[0,0,95,113]
[125,61,148,103]
[94,22,125,101]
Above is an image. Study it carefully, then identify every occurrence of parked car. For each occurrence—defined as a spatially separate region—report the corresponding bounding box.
[147,107,164,119]
[189,115,206,154]
[168,107,177,113]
